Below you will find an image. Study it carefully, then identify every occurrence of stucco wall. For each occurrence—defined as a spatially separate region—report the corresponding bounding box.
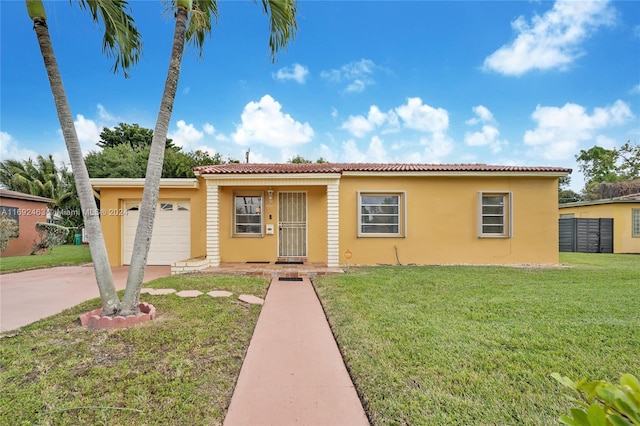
[98,173,562,266]
[338,175,560,265]
[98,186,206,265]
[217,185,327,263]
[559,203,640,253]
[0,197,49,257]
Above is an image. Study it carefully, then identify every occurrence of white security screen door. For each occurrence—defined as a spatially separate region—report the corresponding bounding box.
[278,192,307,257]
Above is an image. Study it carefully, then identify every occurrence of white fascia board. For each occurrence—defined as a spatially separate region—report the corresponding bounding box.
[201,173,342,186]
[90,178,199,189]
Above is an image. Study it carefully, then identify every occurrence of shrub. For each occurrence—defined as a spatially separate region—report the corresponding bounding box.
[0,214,19,252]
[32,222,69,254]
[552,372,640,425]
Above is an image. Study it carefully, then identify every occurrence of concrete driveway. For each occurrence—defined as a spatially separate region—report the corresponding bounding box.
[0,265,170,332]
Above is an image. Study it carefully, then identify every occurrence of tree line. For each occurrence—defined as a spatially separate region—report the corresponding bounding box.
[559,141,640,203]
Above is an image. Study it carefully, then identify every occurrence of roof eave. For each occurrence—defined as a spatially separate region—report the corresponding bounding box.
[90,178,199,190]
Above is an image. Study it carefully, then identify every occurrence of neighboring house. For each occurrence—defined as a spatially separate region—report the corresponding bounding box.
[559,193,640,254]
[92,163,570,273]
[0,189,54,257]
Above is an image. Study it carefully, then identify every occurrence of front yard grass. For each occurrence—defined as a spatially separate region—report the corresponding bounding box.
[0,274,269,425]
[314,253,640,425]
[0,244,92,274]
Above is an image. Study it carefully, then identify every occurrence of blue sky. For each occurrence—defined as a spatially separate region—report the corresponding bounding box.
[1,0,639,191]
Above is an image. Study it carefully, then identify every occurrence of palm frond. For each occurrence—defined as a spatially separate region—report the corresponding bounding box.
[259,0,297,62]
[185,0,218,57]
[76,0,142,77]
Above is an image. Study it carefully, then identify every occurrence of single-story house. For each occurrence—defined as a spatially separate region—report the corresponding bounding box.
[0,189,55,257]
[91,163,570,273]
[559,193,640,254]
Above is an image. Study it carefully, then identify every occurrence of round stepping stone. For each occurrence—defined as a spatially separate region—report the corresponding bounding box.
[208,290,233,298]
[238,294,264,305]
[175,290,203,298]
[146,288,177,295]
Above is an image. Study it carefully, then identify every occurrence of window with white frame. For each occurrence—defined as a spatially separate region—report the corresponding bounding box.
[358,192,405,237]
[234,193,263,236]
[478,192,512,238]
[633,209,640,238]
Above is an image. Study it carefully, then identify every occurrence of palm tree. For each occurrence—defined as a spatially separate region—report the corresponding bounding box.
[25,0,142,315]
[119,0,298,314]
[0,155,73,210]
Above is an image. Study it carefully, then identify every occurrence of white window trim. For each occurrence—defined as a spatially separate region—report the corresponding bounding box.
[233,191,264,238]
[357,191,406,238]
[477,191,512,238]
[632,208,640,238]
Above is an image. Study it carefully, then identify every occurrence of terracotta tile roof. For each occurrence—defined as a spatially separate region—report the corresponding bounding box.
[193,162,572,175]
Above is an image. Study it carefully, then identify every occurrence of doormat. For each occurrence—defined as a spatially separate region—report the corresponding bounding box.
[278,277,304,281]
[275,261,304,265]
[246,261,270,264]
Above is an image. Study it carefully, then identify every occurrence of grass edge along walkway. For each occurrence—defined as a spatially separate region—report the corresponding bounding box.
[314,253,640,425]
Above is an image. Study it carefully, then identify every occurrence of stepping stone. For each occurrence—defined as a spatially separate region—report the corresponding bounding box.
[175,290,203,298]
[238,294,264,305]
[141,288,176,295]
[208,290,233,298]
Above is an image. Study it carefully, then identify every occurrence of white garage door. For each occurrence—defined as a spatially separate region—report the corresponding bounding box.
[123,200,191,265]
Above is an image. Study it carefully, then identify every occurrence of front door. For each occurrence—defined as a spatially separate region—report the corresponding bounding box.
[278,192,307,257]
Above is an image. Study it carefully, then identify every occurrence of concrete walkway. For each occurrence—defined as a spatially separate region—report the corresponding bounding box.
[224,277,370,426]
[0,265,170,332]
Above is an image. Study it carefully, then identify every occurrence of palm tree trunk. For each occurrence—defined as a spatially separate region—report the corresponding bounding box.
[31,14,120,315]
[120,6,189,315]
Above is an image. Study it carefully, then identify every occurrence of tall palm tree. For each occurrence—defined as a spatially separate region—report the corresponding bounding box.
[25,0,142,315]
[0,155,72,208]
[119,0,298,314]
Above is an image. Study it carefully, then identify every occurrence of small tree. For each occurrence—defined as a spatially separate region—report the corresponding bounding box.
[0,215,19,253]
[32,222,69,254]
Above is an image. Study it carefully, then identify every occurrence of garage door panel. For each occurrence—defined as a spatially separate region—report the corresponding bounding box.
[123,201,191,265]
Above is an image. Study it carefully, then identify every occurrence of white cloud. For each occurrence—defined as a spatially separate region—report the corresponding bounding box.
[419,134,454,163]
[273,63,309,84]
[631,84,640,95]
[0,131,40,161]
[0,131,67,167]
[342,137,390,163]
[203,123,215,135]
[231,95,314,147]
[341,105,394,138]
[168,120,228,152]
[73,114,102,153]
[169,120,204,149]
[465,105,494,125]
[321,59,378,93]
[97,103,116,122]
[60,104,120,153]
[523,100,634,160]
[315,143,337,162]
[483,0,615,76]
[395,97,449,133]
[464,105,506,153]
[465,125,504,153]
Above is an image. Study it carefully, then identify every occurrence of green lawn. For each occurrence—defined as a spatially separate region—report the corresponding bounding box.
[1,254,638,425]
[0,244,92,273]
[314,253,640,425]
[0,274,269,425]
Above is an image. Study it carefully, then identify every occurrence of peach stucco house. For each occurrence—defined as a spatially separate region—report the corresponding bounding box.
[0,189,54,257]
[559,193,640,254]
[91,163,571,273]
